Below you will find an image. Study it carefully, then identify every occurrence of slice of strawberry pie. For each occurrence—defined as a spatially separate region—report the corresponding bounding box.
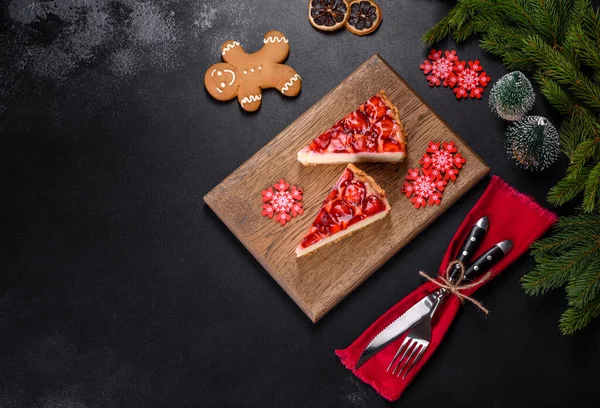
[296,164,390,257]
[297,91,407,165]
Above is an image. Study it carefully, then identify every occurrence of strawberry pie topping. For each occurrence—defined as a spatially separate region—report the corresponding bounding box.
[299,167,386,248]
[307,94,405,154]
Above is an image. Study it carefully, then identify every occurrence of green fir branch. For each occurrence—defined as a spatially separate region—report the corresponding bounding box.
[534,73,573,115]
[522,242,600,295]
[559,119,579,159]
[565,137,600,176]
[566,260,600,308]
[560,293,600,334]
[502,0,536,28]
[552,0,576,43]
[530,231,599,258]
[552,212,600,228]
[561,0,591,66]
[561,108,600,160]
[426,0,600,334]
[521,35,600,112]
[566,24,600,71]
[422,4,466,45]
[547,166,592,206]
[581,1,600,47]
[529,0,558,45]
[530,211,600,255]
[583,161,600,211]
[452,14,502,42]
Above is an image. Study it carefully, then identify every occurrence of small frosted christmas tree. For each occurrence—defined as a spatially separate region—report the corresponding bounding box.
[489,71,535,121]
[505,116,559,171]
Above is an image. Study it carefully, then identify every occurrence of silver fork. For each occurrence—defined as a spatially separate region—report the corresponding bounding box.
[387,293,444,378]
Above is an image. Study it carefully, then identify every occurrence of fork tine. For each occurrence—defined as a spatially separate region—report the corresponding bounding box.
[396,343,421,377]
[387,336,411,372]
[401,344,427,379]
[391,340,416,375]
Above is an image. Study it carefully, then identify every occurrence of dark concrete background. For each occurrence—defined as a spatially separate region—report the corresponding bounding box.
[2,1,599,407]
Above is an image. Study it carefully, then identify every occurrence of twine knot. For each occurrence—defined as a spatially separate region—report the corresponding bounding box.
[419,260,491,315]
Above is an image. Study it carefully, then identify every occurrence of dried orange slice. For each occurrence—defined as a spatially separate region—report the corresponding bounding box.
[308,0,350,32]
[345,0,382,36]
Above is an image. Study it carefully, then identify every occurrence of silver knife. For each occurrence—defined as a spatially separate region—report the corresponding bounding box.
[355,238,512,370]
[355,289,446,369]
[354,216,490,370]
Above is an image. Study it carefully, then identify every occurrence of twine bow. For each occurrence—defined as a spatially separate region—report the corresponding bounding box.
[419,260,492,315]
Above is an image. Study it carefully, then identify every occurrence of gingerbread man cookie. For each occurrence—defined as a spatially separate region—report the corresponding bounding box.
[204,31,302,112]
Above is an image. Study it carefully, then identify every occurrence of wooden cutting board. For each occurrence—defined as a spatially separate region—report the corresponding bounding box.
[204,54,489,323]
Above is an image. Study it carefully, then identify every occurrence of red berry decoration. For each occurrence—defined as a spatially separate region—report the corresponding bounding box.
[262,179,304,226]
[402,142,467,209]
[419,49,459,87]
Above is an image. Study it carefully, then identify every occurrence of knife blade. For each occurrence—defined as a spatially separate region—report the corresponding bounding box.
[354,289,445,370]
[354,217,491,370]
[354,238,512,370]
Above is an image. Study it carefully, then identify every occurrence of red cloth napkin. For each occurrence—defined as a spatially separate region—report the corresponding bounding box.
[335,176,558,401]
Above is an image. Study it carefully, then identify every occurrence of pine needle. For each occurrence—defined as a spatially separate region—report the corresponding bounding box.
[560,293,600,334]
[426,0,600,334]
[583,162,600,211]
[424,0,600,211]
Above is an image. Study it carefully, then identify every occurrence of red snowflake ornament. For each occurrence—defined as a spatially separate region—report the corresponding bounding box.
[261,179,303,226]
[453,152,466,169]
[448,60,491,99]
[420,142,466,180]
[402,170,447,208]
[419,49,459,87]
[406,168,421,181]
[419,51,491,100]
[403,142,467,208]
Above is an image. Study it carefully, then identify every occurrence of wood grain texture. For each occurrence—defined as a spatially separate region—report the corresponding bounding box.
[204,54,489,323]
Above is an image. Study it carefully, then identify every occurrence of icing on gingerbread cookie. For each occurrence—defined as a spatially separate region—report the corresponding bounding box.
[205,31,302,112]
[263,36,289,44]
[222,41,240,56]
[281,74,301,93]
[241,94,262,108]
